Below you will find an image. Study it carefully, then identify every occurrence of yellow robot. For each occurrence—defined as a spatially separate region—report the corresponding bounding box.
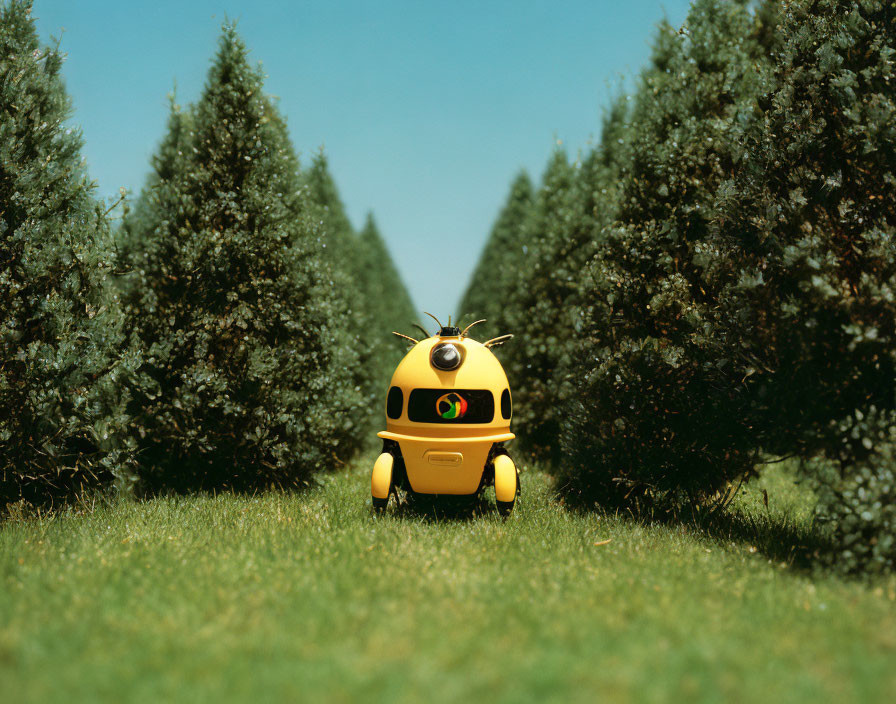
[371,314,519,515]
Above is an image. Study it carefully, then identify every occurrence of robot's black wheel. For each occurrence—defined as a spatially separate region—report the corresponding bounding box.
[496,498,515,517]
[372,496,388,513]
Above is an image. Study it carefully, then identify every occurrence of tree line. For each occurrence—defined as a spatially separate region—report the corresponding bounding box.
[460,0,894,574]
[1,4,415,503]
[2,0,893,575]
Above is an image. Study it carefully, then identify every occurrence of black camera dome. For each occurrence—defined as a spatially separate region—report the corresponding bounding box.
[431,342,462,371]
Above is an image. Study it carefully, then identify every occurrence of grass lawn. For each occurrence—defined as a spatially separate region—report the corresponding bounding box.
[1,459,895,703]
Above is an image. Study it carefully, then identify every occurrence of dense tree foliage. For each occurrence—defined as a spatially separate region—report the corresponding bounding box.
[458,171,534,344]
[305,152,356,264]
[563,0,783,504]
[495,151,577,460]
[504,100,636,461]
[568,0,896,573]
[356,213,417,388]
[459,98,637,462]
[303,153,419,440]
[465,0,894,571]
[5,0,893,572]
[118,97,193,264]
[0,1,133,505]
[723,0,895,572]
[118,26,366,491]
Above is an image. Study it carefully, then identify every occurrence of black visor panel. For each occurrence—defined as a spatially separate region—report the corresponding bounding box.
[407,389,495,424]
[501,389,512,419]
[386,386,403,419]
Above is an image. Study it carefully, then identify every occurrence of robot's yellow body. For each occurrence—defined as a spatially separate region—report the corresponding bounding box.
[371,319,519,515]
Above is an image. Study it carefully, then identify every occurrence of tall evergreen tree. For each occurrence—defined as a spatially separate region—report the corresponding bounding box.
[119,25,362,491]
[720,0,895,462]
[0,1,133,505]
[118,96,193,266]
[459,100,632,462]
[357,213,417,386]
[458,171,534,344]
[550,0,894,571]
[498,150,577,460]
[512,98,634,462]
[302,152,379,409]
[562,0,782,504]
[304,151,357,263]
[713,0,895,572]
[304,155,420,435]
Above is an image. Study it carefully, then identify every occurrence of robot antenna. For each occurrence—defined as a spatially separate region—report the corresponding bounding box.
[423,311,444,329]
[460,319,487,338]
[483,334,514,349]
[392,331,419,344]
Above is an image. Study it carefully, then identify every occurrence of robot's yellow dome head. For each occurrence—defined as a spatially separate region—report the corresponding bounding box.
[386,315,513,433]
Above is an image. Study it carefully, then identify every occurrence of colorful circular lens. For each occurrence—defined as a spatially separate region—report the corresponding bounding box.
[436,393,468,419]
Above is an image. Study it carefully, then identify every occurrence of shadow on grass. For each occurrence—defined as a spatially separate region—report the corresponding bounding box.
[0,477,320,524]
[662,502,833,570]
[561,488,833,572]
[384,491,503,523]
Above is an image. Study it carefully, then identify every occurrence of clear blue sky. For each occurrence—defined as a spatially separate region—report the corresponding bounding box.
[32,0,691,318]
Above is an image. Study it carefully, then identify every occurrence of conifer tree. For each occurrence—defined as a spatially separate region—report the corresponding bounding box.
[715,0,895,572]
[118,97,193,266]
[554,0,894,571]
[357,213,416,387]
[120,25,362,491]
[304,155,420,431]
[510,98,633,461]
[0,1,133,504]
[460,100,632,462]
[305,152,357,264]
[498,150,577,459]
[458,171,534,344]
[304,154,383,436]
[562,0,782,503]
